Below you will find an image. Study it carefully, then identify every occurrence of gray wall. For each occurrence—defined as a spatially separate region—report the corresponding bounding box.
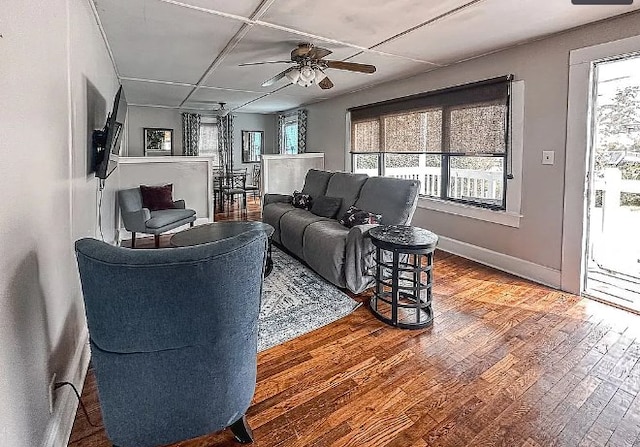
[232,112,277,171]
[125,109,277,166]
[127,105,183,156]
[0,0,119,445]
[302,12,640,272]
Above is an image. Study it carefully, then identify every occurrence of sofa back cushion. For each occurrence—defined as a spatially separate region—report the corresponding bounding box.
[355,176,420,225]
[325,172,369,218]
[301,169,333,199]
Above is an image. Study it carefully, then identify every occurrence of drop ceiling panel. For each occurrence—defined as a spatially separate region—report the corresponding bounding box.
[376,0,640,65]
[95,0,243,83]
[236,90,328,113]
[182,87,265,110]
[203,25,359,92]
[168,0,264,17]
[259,0,473,48]
[122,80,193,107]
[319,52,434,96]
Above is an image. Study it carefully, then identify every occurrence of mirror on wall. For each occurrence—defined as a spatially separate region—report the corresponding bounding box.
[144,127,173,156]
[242,130,263,163]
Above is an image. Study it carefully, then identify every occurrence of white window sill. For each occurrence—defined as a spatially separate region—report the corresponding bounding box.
[417,197,522,228]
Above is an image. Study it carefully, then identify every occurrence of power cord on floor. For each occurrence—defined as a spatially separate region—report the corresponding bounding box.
[54,381,98,427]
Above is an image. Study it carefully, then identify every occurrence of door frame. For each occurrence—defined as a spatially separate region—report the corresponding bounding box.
[562,34,640,294]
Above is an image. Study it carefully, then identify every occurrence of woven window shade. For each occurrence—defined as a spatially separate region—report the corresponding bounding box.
[448,102,506,154]
[384,110,442,152]
[352,119,380,152]
[349,76,511,156]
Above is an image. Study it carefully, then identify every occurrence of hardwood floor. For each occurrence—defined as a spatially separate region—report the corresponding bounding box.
[71,198,640,446]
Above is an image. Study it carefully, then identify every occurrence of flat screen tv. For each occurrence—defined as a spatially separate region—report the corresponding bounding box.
[95,85,127,179]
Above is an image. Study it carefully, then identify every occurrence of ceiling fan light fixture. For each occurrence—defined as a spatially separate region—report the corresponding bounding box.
[285,68,301,84]
[299,65,315,83]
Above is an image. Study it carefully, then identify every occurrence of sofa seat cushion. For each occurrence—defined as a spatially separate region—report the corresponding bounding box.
[355,176,420,225]
[280,209,331,259]
[146,209,196,229]
[325,172,369,218]
[262,202,295,244]
[303,221,350,288]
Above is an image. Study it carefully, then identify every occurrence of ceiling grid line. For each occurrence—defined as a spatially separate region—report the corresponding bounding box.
[177,0,281,108]
[87,0,120,77]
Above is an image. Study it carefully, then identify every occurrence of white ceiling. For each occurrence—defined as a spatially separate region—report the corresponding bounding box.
[93,0,640,114]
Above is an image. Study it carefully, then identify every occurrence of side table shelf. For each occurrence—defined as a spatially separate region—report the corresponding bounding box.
[368,225,438,329]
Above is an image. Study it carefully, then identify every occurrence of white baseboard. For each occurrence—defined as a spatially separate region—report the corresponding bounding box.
[42,329,91,447]
[437,236,562,289]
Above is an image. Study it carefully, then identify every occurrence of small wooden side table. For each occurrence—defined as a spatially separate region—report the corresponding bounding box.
[368,225,438,329]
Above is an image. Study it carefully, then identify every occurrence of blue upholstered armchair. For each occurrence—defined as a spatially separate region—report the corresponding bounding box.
[75,230,268,447]
[118,187,196,248]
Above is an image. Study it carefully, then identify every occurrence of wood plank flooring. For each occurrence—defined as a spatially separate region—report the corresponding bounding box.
[71,198,640,446]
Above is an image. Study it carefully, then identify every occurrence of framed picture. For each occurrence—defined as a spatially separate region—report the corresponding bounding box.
[144,128,173,156]
[242,130,264,163]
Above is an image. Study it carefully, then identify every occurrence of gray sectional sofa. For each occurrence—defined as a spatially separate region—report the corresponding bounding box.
[262,169,420,293]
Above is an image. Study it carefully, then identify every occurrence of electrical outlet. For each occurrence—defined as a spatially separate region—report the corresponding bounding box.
[48,373,56,414]
[542,151,555,165]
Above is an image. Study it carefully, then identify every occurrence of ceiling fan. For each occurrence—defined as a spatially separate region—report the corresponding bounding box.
[184,101,230,116]
[239,43,376,90]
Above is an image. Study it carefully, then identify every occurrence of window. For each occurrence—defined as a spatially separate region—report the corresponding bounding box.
[278,110,307,154]
[198,122,220,166]
[282,117,298,154]
[349,77,512,210]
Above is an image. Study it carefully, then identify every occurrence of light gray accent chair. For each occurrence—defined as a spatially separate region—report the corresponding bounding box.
[262,169,420,294]
[118,187,197,248]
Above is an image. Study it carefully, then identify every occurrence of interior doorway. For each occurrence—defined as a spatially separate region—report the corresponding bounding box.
[584,54,640,311]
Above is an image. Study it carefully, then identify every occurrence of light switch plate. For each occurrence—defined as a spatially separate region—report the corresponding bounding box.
[542,151,555,165]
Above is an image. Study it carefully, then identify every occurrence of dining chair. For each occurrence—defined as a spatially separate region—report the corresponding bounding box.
[244,164,261,201]
[223,170,247,219]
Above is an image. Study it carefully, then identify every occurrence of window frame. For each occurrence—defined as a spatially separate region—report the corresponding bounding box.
[348,79,525,228]
[351,99,510,211]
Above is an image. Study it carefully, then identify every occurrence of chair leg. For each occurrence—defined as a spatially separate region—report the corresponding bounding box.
[131,232,136,248]
[230,415,253,444]
[190,221,194,227]
[154,234,160,248]
[243,193,247,220]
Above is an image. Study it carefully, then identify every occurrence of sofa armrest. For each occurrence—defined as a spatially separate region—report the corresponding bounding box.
[263,193,292,206]
[344,224,379,294]
[173,199,186,209]
[121,208,151,232]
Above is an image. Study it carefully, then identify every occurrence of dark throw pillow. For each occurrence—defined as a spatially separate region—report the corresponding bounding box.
[310,196,342,218]
[140,184,176,211]
[339,206,382,228]
[292,190,313,210]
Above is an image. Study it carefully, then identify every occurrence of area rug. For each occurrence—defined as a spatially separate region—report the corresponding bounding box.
[258,247,360,351]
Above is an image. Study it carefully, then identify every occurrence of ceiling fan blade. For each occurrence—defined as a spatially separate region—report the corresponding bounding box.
[239,60,293,67]
[318,76,334,90]
[308,46,332,60]
[261,68,293,87]
[324,60,376,74]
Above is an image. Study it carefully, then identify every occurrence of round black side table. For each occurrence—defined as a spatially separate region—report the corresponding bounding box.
[368,225,438,329]
[170,221,275,277]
